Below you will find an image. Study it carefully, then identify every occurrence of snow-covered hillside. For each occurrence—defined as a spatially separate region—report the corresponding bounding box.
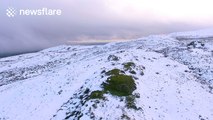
[0,29,213,120]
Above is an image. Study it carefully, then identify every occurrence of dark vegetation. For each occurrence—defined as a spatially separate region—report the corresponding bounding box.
[125,95,137,109]
[187,41,205,49]
[89,62,142,110]
[108,55,119,61]
[105,69,125,76]
[121,114,131,120]
[123,62,136,71]
[89,91,104,99]
[103,74,136,96]
[90,68,137,98]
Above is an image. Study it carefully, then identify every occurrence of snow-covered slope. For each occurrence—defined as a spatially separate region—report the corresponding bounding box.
[0,29,213,120]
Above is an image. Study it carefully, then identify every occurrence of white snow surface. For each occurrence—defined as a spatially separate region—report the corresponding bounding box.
[0,29,213,120]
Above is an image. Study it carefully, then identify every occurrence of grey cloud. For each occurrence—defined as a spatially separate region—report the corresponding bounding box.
[0,0,212,57]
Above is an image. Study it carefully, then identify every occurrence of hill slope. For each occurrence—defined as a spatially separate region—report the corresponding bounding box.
[0,29,213,120]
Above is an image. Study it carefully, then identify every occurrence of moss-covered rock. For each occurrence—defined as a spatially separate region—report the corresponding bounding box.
[89,91,104,99]
[103,74,136,96]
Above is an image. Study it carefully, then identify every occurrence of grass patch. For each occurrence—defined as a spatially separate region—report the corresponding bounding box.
[123,62,136,71]
[103,74,136,96]
[89,91,104,99]
[105,69,125,76]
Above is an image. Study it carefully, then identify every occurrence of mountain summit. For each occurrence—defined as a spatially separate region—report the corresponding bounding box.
[0,29,213,120]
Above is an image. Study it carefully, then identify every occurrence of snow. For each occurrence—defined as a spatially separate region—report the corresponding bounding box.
[0,28,213,120]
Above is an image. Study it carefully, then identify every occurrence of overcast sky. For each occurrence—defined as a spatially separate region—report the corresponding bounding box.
[1,0,213,56]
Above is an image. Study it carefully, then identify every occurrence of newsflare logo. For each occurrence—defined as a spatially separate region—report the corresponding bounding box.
[6,7,62,18]
[6,7,16,17]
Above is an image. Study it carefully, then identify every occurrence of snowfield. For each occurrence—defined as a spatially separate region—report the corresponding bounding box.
[0,29,213,120]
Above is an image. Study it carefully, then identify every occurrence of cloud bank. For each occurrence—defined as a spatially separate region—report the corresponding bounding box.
[0,0,213,56]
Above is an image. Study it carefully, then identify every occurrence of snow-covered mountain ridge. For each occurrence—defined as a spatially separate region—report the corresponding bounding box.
[0,29,213,120]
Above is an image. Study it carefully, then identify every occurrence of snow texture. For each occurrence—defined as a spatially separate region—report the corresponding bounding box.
[0,29,213,120]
